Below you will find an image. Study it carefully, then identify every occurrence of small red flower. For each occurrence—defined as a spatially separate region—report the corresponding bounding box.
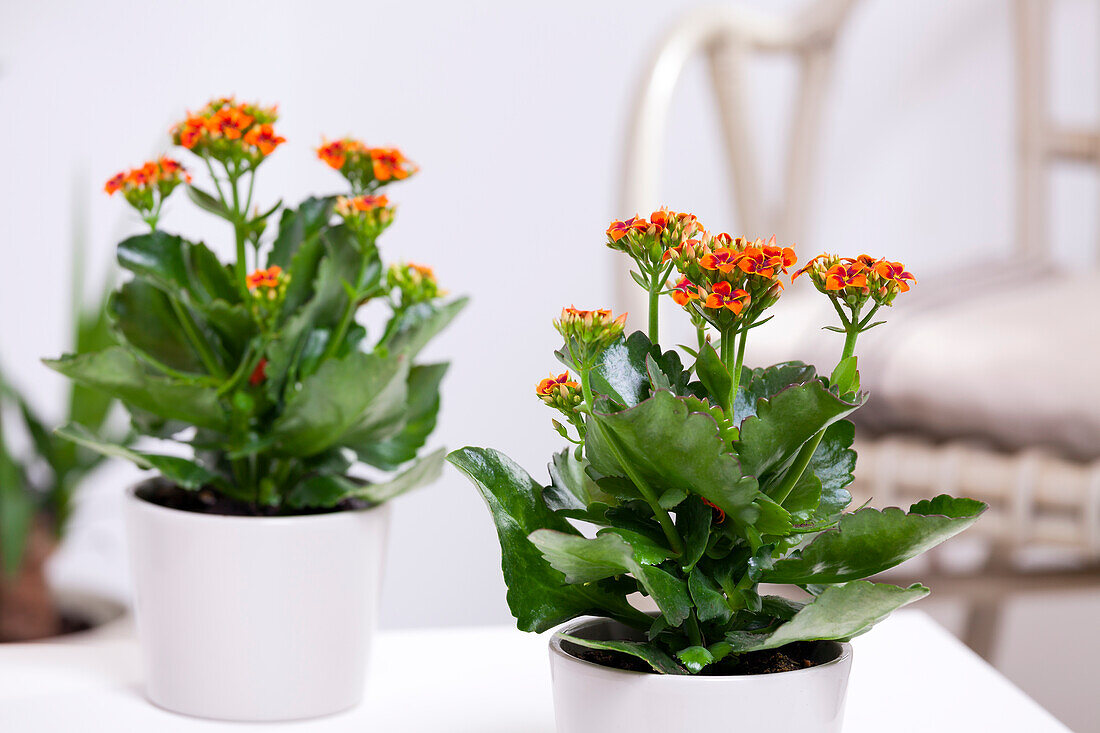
[704,281,750,314]
[370,147,417,181]
[317,140,348,169]
[246,265,283,290]
[249,358,268,386]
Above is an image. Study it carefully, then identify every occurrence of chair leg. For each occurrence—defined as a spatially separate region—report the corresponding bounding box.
[961,596,1005,663]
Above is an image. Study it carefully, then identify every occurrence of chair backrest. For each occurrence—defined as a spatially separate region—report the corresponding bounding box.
[618,0,1099,314]
[1014,0,1100,259]
[617,0,857,314]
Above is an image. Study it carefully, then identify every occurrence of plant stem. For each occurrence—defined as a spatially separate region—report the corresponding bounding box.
[169,299,225,378]
[771,318,863,507]
[320,255,368,363]
[648,272,660,345]
[580,366,684,556]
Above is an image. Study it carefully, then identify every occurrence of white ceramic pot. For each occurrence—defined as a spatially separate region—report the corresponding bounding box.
[124,483,391,721]
[549,618,852,733]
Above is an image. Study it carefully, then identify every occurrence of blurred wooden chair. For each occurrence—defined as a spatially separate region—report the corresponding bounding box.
[618,0,1100,661]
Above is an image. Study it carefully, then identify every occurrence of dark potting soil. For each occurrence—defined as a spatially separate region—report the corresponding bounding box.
[573,641,825,676]
[137,478,371,517]
[0,613,93,644]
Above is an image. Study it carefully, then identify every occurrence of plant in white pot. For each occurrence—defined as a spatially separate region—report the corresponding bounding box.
[45,97,465,721]
[447,210,984,733]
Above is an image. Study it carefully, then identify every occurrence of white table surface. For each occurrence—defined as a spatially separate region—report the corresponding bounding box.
[0,610,1070,732]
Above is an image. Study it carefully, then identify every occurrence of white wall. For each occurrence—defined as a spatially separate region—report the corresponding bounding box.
[1,0,1096,631]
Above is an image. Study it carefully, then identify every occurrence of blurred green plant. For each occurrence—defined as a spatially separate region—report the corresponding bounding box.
[1,281,117,576]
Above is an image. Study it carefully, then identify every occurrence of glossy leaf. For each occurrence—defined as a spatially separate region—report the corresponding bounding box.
[55,423,224,491]
[353,447,446,504]
[694,342,731,412]
[44,347,229,433]
[676,645,717,674]
[109,280,204,373]
[354,363,449,471]
[272,351,409,457]
[560,635,686,675]
[529,529,635,584]
[720,581,929,652]
[446,447,650,632]
[588,390,758,521]
[117,231,238,306]
[761,495,987,584]
[733,362,816,425]
[270,196,336,268]
[735,380,860,483]
[688,567,732,623]
[380,298,468,360]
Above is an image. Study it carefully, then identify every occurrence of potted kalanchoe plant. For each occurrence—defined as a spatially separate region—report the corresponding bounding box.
[448,210,984,733]
[46,97,466,721]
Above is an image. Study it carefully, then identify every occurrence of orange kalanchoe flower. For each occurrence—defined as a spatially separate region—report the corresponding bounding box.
[873,259,915,292]
[370,147,417,181]
[352,194,389,211]
[104,172,126,195]
[824,260,868,292]
[536,372,579,397]
[206,106,253,140]
[317,139,355,170]
[177,115,207,149]
[704,281,750,314]
[246,265,283,290]
[699,247,740,274]
[606,216,647,243]
[670,277,703,306]
[244,124,286,156]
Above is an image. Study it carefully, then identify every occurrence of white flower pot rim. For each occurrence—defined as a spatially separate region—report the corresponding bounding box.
[127,481,384,526]
[550,616,852,681]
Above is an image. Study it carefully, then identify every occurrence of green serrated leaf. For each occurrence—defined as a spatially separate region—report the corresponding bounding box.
[560,635,686,675]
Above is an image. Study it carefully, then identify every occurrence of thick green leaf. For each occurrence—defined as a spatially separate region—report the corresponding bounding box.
[720,581,929,652]
[352,447,446,504]
[447,447,650,632]
[380,298,468,360]
[272,351,409,457]
[676,495,711,572]
[186,185,230,218]
[637,565,692,626]
[560,635,686,675]
[544,448,616,512]
[55,423,224,491]
[44,348,229,433]
[117,231,238,306]
[597,527,674,566]
[109,280,205,373]
[584,330,652,407]
[270,196,336,268]
[676,645,717,674]
[68,280,118,436]
[529,530,635,584]
[587,390,758,521]
[694,342,731,412]
[733,362,817,425]
[735,380,859,483]
[806,420,856,522]
[354,363,449,471]
[688,567,732,623]
[762,495,987,584]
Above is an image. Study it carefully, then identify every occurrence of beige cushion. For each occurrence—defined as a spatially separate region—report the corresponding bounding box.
[744,264,1099,461]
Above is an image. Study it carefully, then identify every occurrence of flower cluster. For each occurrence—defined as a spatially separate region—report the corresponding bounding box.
[388,262,445,308]
[335,194,395,242]
[317,138,418,193]
[554,307,627,367]
[104,157,191,222]
[536,372,582,413]
[246,265,288,325]
[171,97,285,166]
[795,254,915,307]
[606,208,704,271]
[666,234,796,331]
